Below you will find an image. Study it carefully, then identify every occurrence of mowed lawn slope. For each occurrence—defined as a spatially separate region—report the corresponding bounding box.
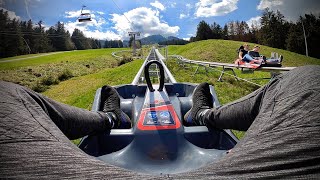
[167,39,320,138]
[0,48,128,91]
[2,41,319,140]
[43,60,143,109]
[168,39,320,67]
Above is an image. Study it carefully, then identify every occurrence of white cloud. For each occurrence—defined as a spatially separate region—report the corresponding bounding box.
[65,10,96,18]
[179,4,193,19]
[110,7,179,39]
[63,9,119,40]
[246,16,261,28]
[169,2,176,8]
[179,13,188,19]
[65,10,82,18]
[64,20,120,40]
[84,30,121,40]
[0,0,5,6]
[257,0,320,22]
[96,11,105,15]
[257,0,283,10]
[63,6,180,40]
[182,37,190,41]
[195,0,239,17]
[186,3,192,9]
[150,0,165,11]
[0,7,20,20]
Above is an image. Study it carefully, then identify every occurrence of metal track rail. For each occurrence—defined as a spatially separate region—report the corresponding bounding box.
[171,55,296,82]
[132,47,177,85]
[171,55,296,71]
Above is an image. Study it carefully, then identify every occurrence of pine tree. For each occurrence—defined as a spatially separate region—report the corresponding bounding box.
[6,18,26,57]
[0,9,10,57]
[260,8,289,49]
[33,20,52,53]
[211,22,222,39]
[196,20,213,41]
[222,24,228,40]
[71,28,90,50]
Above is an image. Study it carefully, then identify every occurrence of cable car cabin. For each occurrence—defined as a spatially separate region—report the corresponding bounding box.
[78,13,92,22]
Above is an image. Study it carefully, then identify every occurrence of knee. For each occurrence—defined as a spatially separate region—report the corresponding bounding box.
[288,65,320,81]
[0,80,20,90]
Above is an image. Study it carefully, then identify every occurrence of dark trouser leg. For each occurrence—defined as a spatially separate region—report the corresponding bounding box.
[0,81,145,179]
[174,65,320,179]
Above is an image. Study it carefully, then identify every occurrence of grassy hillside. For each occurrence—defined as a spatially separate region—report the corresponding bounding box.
[2,41,319,140]
[166,39,319,138]
[0,48,127,70]
[0,48,128,91]
[168,39,320,67]
[44,60,143,109]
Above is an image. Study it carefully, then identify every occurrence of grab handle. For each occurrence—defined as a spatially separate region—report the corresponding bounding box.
[144,60,165,92]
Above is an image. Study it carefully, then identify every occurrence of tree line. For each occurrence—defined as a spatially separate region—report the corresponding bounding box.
[192,8,320,59]
[159,39,189,45]
[0,9,125,58]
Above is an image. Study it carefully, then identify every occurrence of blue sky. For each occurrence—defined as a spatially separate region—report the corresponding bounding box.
[1,0,319,40]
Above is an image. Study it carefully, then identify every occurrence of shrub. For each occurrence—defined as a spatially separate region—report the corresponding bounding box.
[118,55,133,66]
[58,69,74,81]
[32,83,48,93]
[41,76,59,86]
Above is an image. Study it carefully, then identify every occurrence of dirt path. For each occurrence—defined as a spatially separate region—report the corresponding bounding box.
[0,51,71,63]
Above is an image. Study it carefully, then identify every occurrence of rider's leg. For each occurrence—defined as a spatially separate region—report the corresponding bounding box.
[0,81,139,179]
[182,65,320,179]
[243,54,262,64]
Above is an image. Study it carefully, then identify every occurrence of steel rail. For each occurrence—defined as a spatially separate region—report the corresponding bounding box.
[131,47,177,85]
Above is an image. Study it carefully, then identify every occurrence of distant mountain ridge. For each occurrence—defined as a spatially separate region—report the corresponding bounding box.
[139,35,186,45]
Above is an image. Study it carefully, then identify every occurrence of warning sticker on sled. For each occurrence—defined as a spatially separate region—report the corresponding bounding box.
[144,110,175,125]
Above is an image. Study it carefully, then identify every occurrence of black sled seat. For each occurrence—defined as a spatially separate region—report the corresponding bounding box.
[79,60,238,175]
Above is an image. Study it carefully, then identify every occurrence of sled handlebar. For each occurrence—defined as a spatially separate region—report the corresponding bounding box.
[144,60,165,92]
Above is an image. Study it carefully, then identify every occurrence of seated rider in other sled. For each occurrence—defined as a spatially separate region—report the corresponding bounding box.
[238,44,261,64]
[248,45,283,64]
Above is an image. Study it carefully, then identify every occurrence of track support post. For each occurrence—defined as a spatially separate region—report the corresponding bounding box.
[218,66,239,82]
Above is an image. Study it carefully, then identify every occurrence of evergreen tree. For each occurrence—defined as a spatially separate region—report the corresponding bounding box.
[104,40,124,48]
[128,36,134,48]
[189,36,196,42]
[196,20,213,41]
[301,14,320,58]
[222,24,229,40]
[260,8,289,49]
[6,19,26,57]
[71,28,90,50]
[52,22,74,51]
[227,21,236,39]
[211,22,222,39]
[286,23,305,55]
[0,9,10,57]
[33,20,52,53]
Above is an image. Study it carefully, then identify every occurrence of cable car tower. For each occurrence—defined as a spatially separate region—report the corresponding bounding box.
[78,5,92,22]
[128,32,140,56]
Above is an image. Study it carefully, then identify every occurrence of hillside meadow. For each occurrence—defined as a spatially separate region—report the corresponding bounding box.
[1,39,319,140]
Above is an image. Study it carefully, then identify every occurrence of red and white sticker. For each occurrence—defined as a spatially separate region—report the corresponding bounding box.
[137,87,181,131]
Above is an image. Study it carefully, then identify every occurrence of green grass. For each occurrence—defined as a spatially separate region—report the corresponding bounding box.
[43,59,143,145]
[0,48,127,91]
[43,59,143,109]
[168,39,320,67]
[3,40,319,141]
[0,51,64,61]
[0,48,128,70]
[166,39,320,139]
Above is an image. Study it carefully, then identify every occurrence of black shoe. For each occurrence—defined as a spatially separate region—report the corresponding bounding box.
[279,55,283,63]
[101,85,131,129]
[184,83,213,126]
